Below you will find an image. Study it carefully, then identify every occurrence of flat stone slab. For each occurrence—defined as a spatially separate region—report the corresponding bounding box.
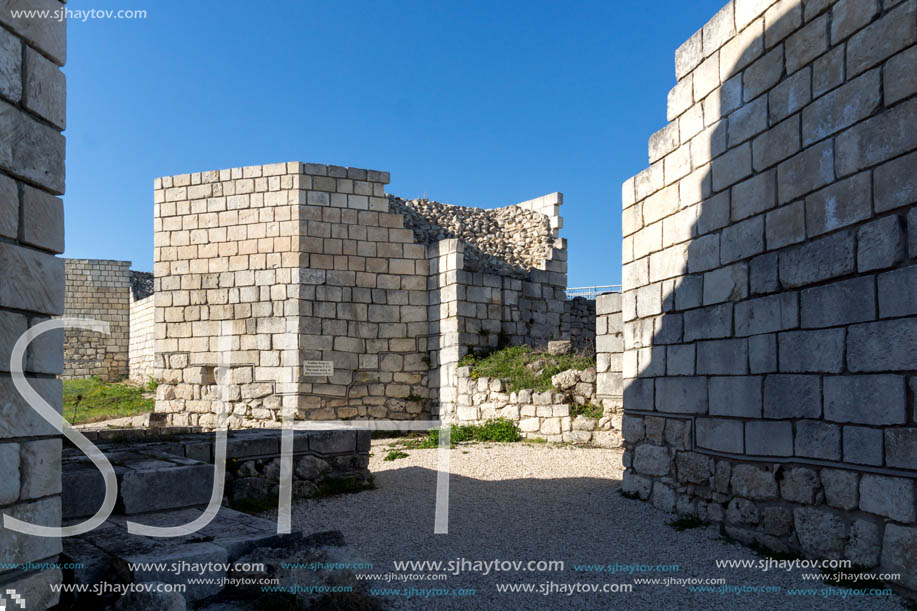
[62,448,213,519]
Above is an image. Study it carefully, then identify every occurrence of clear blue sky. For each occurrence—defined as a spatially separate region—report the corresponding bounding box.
[64,0,726,286]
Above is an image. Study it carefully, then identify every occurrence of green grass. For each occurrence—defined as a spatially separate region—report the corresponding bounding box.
[458,345,595,392]
[314,475,375,498]
[383,450,410,461]
[570,403,603,420]
[421,418,522,447]
[62,377,154,425]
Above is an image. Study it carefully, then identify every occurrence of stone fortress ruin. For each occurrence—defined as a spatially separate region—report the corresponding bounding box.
[3,0,917,605]
[148,164,604,428]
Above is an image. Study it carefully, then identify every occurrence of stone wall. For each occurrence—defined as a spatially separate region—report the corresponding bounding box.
[452,367,623,446]
[620,0,917,590]
[129,295,155,383]
[61,259,131,381]
[152,163,571,427]
[562,296,597,354]
[0,2,67,606]
[595,292,624,409]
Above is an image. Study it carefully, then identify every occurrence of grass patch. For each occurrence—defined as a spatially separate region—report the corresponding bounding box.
[570,403,603,420]
[458,345,594,392]
[524,437,548,444]
[421,418,522,447]
[666,516,709,531]
[63,377,154,425]
[383,450,409,461]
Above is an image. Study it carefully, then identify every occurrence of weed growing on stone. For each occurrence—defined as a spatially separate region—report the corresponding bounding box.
[570,403,603,420]
[618,489,640,500]
[383,450,409,461]
[458,345,595,392]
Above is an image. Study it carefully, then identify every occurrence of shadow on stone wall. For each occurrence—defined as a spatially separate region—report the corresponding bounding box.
[622,0,917,586]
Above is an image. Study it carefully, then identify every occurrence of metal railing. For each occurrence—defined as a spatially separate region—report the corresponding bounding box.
[565,285,622,299]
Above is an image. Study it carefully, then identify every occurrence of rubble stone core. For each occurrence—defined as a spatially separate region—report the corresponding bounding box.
[616,0,917,591]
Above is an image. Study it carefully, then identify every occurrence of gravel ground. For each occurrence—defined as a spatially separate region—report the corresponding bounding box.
[286,440,905,610]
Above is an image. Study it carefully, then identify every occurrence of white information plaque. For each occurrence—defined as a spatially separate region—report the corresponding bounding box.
[303,361,334,376]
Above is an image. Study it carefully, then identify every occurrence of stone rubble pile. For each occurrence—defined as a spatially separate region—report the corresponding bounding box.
[389,196,554,276]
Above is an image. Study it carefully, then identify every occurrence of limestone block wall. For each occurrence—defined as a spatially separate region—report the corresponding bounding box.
[152,163,431,426]
[129,295,155,383]
[620,0,917,590]
[595,292,624,409]
[61,259,131,381]
[561,296,597,354]
[0,3,67,606]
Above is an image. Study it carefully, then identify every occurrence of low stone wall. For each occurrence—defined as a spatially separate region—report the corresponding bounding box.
[452,366,623,446]
[64,428,371,519]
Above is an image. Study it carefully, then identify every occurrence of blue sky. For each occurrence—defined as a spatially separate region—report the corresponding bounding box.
[64,0,726,286]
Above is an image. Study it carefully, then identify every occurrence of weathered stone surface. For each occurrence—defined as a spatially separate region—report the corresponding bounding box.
[821,468,859,510]
[709,376,761,418]
[846,518,881,567]
[802,69,880,146]
[731,464,778,500]
[835,98,917,177]
[800,276,874,329]
[845,0,915,77]
[885,428,917,470]
[778,329,844,372]
[654,376,707,413]
[696,418,744,454]
[777,140,834,205]
[795,420,841,460]
[843,426,884,466]
[884,45,917,105]
[764,375,822,419]
[881,524,917,590]
[0,442,20,504]
[778,231,855,288]
[859,474,916,522]
[726,497,760,525]
[794,507,847,558]
[633,444,671,477]
[779,467,818,504]
[847,319,917,372]
[824,374,906,425]
[745,421,793,456]
[676,451,712,485]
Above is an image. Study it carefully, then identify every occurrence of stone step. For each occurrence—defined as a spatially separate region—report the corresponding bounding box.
[63,448,214,519]
[61,506,300,604]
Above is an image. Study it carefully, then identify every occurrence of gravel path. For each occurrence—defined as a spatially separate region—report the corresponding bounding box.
[287,440,904,610]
